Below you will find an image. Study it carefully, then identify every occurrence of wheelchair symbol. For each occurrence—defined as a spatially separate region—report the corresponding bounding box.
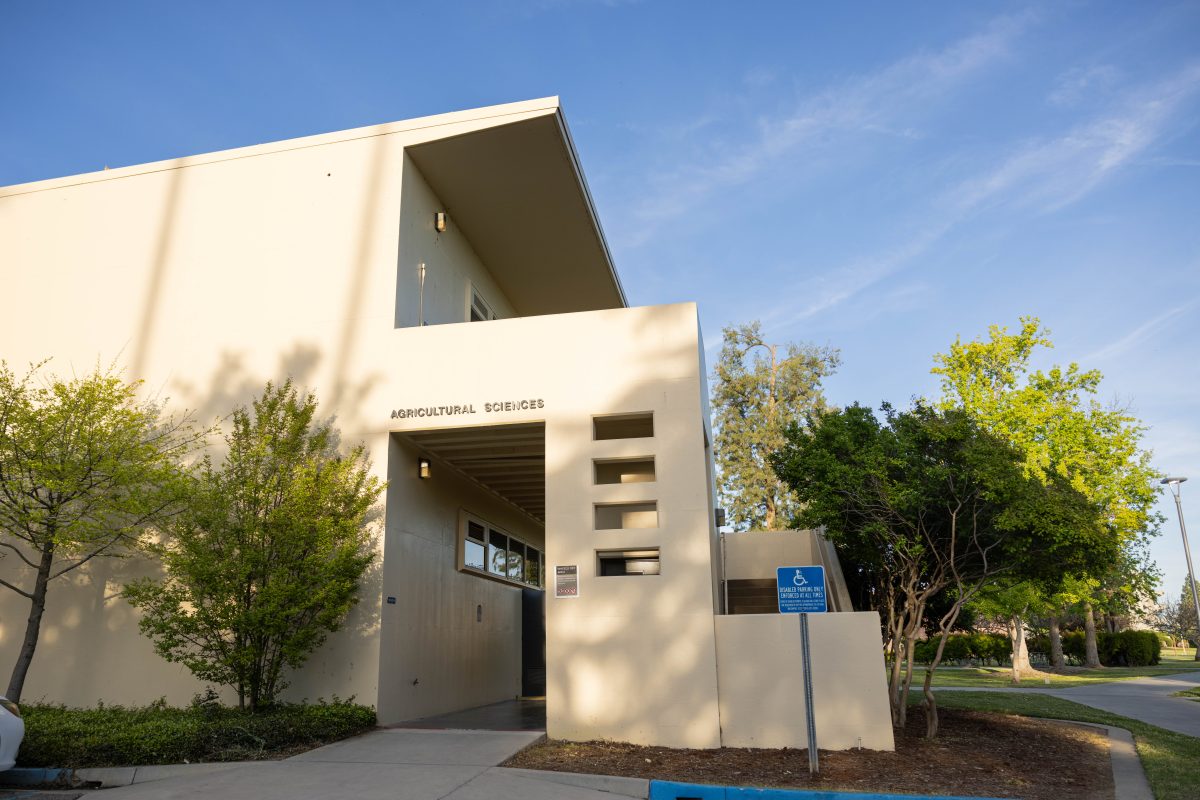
[792,569,807,587]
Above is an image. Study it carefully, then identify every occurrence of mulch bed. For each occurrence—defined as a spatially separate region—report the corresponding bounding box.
[503,708,1113,800]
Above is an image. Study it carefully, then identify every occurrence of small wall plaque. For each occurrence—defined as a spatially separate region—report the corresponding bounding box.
[555,565,579,598]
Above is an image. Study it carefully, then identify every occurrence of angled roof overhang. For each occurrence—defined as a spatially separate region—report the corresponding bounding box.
[406,107,627,316]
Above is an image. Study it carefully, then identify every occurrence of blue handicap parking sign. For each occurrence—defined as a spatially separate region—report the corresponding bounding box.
[776,566,827,613]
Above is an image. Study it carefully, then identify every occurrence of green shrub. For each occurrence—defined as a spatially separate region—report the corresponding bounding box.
[1110,629,1161,666]
[17,699,375,769]
[1050,629,1160,667]
[913,632,1010,665]
[1062,630,1087,663]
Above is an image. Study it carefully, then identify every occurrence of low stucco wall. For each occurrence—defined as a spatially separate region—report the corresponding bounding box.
[714,611,894,751]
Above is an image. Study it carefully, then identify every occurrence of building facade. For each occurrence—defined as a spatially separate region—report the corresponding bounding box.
[0,99,892,750]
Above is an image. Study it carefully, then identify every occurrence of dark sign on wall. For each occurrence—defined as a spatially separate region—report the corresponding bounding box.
[555,565,579,598]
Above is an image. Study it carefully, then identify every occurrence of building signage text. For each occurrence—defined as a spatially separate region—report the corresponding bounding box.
[391,398,545,420]
[555,565,579,598]
[776,565,828,614]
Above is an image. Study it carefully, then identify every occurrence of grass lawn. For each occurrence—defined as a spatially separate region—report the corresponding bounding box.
[1172,686,1200,701]
[929,691,1200,800]
[926,648,1200,689]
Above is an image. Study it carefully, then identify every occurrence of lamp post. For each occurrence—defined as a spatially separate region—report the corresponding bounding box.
[1162,477,1200,661]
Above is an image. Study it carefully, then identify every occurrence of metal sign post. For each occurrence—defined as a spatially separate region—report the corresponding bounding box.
[799,612,818,775]
[777,566,827,775]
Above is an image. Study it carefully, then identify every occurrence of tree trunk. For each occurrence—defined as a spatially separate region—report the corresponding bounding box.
[6,543,55,702]
[1008,615,1031,683]
[899,632,917,728]
[1083,602,1102,668]
[1048,615,1064,669]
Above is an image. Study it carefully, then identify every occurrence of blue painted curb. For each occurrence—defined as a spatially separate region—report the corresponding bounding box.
[648,780,1009,800]
[0,767,74,787]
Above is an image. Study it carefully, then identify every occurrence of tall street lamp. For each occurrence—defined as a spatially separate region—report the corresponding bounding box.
[1162,477,1200,661]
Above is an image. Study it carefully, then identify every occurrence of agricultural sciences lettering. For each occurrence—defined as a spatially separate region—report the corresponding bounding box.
[391,398,544,420]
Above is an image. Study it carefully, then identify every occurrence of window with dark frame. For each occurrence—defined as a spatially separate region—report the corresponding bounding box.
[461,513,543,589]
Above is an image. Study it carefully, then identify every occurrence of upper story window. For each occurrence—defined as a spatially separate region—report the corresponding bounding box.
[470,287,496,322]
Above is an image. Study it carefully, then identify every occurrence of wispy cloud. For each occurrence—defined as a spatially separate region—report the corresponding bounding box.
[1047,64,1120,107]
[624,13,1033,245]
[1083,296,1200,363]
[951,63,1200,214]
[756,64,1200,332]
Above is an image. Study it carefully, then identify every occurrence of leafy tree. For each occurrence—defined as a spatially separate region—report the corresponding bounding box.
[931,316,1161,669]
[712,321,839,530]
[773,403,1110,737]
[124,381,383,710]
[970,582,1043,682]
[1156,577,1200,647]
[0,361,195,702]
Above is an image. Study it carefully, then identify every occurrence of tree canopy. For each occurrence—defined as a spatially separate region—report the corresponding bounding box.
[124,381,383,710]
[772,402,1112,735]
[712,321,839,530]
[0,360,196,701]
[931,316,1161,670]
[931,315,1160,543]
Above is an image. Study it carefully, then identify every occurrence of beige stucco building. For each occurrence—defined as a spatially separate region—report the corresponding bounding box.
[0,98,892,751]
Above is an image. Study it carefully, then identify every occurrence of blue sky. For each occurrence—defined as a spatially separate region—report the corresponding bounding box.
[3,1,1199,602]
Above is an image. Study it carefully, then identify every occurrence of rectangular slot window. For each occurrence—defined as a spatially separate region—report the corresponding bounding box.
[598,549,660,577]
[594,457,656,485]
[593,412,654,441]
[595,501,658,530]
[460,513,543,589]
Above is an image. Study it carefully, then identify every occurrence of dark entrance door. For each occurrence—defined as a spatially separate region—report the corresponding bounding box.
[521,587,546,696]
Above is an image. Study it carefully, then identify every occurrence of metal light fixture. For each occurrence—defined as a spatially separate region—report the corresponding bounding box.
[418,457,432,480]
[1162,477,1200,659]
[434,212,448,233]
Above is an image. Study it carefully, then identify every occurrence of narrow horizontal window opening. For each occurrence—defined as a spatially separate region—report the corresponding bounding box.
[594,501,658,530]
[598,548,661,577]
[460,513,543,589]
[593,412,654,441]
[594,457,656,485]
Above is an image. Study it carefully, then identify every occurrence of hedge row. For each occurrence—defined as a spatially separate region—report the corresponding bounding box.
[913,633,1012,665]
[18,699,376,769]
[1030,629,1161,667]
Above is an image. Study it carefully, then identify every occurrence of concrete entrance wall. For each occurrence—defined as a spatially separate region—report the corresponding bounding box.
[377,434,544,724]
[384,303,723,749]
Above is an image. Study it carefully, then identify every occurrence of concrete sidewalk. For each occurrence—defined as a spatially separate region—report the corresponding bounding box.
[937,670,1200,738]
[90,728,648,799]
[1049,670,1200,738]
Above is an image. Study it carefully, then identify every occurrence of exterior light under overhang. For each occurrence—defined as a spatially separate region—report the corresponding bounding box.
[434,212,448,233]
[418,457,432,480]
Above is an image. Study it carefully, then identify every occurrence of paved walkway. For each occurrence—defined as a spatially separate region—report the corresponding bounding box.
[938,670,1200,738]
[395,698,546,731]
[92,728,647,800]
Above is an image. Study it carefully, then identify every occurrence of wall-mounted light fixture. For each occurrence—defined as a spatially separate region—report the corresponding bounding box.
[418,457,432,480]
[434,211,448,233]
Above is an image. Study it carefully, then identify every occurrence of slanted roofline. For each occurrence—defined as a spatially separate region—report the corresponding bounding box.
[1,98,627,312]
